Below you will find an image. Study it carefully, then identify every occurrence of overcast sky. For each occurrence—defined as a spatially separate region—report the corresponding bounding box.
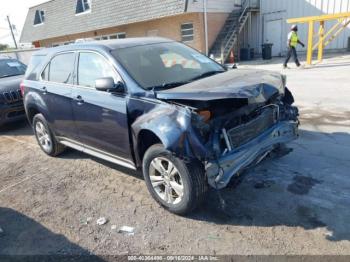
[0,0,47,46]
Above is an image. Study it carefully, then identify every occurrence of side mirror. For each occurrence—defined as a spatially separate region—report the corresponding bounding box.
[95,77,125,93]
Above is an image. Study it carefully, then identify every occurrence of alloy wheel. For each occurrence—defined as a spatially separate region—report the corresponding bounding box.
[35,121,52,153]
[149,157,184,205]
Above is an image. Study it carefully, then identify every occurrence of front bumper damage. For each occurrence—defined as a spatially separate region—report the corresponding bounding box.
[206,120,299,189]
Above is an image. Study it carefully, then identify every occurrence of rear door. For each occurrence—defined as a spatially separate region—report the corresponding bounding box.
[71,51,132,160]
[40,52,77,138]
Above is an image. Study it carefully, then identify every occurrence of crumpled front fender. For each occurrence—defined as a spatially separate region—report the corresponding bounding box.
[131,104,208,165]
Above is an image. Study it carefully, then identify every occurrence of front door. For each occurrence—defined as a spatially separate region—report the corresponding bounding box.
[71,51,132,160]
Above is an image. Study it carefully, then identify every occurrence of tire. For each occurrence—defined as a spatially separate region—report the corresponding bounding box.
[32,113,65,157]
[142,144,207,215]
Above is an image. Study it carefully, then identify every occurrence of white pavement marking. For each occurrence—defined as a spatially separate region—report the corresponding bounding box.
[0,173,40,195]
[2,135,37,147]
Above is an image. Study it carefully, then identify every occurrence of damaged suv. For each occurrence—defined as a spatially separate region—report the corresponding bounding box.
[22,38,299,214]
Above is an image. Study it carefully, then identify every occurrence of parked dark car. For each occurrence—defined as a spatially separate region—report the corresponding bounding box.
[0,57,27,126]
[22,38,299,214]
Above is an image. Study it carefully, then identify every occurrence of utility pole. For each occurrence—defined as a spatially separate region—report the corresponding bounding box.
[6,15,18,49]
[203,0,208,56]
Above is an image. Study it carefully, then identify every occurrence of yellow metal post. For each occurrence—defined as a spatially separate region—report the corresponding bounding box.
[318,21,325,62]
[307,21,314,65]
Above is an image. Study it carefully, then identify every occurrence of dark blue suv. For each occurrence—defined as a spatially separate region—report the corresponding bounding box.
[23,38,299,214]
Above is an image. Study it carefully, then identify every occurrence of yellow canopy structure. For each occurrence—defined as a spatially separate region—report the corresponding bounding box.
[287,12,350,65]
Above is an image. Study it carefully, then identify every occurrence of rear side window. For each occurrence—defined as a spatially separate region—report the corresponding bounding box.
[25,55,45,78]
[44,53,75,84]
[77,52,117,88]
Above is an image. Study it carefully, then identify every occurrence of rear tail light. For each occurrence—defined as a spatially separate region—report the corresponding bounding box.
[20,81,25,97]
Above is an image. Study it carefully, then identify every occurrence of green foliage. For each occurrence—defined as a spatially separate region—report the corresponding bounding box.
[0,43,10,51]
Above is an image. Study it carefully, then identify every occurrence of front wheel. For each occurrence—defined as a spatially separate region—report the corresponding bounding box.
[142,144,207,215]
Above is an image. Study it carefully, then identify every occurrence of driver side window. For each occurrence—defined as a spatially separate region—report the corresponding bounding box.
[77,52,118,88]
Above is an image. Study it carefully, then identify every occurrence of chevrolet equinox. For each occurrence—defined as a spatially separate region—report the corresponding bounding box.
[22,38,299,214]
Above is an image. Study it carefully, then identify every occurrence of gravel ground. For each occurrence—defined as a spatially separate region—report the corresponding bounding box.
[0,54,350,256]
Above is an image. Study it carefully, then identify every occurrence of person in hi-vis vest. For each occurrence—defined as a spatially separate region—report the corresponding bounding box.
[283,25,305,69]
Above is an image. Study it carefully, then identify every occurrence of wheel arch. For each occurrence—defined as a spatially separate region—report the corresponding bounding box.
[24,91,51,126]
[136,129,162,165]
[26,106,41,125]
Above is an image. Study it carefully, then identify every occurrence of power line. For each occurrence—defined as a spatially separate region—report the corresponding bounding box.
[6,15,18,48]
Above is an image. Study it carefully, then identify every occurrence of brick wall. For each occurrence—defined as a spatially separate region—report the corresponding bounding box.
[38,12,228,53]
[207,13,230,51]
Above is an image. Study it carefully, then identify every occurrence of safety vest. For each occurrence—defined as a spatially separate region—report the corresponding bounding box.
[290,31,298,47]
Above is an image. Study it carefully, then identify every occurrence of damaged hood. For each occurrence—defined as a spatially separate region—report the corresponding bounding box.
[156,69,285,104]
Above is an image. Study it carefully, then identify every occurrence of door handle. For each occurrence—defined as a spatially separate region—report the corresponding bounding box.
[41,86,47,94]
[75,95,84,104]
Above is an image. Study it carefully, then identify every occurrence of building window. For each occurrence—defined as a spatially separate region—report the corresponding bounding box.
[34,10,45,25]
[116,32,126,39]
[181,23,194,42]
[95,33,126,40]
[76,0,91,14]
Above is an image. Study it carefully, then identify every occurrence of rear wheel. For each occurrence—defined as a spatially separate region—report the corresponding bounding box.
[142,144,207,215]
[33,114,65,156]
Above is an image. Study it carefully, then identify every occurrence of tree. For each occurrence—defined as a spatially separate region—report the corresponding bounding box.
[0,44,9,51]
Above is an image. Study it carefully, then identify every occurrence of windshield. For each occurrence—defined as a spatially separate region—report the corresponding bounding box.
[112,42,225,90]
[0,59,27,78]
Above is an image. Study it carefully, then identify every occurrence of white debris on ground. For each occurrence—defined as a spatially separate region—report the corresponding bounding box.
[118,226,134,235]
[111,225,117,230]
[96,217,108,226]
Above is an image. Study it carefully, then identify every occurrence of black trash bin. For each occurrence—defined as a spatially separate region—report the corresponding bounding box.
[262,43,273,60]
[250,48,255,59]
[240,48,250,61]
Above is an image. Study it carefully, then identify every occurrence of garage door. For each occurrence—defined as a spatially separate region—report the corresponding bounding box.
[265,19,283,57]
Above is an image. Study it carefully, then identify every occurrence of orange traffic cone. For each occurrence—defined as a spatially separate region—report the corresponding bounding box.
[229,50,237,69]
